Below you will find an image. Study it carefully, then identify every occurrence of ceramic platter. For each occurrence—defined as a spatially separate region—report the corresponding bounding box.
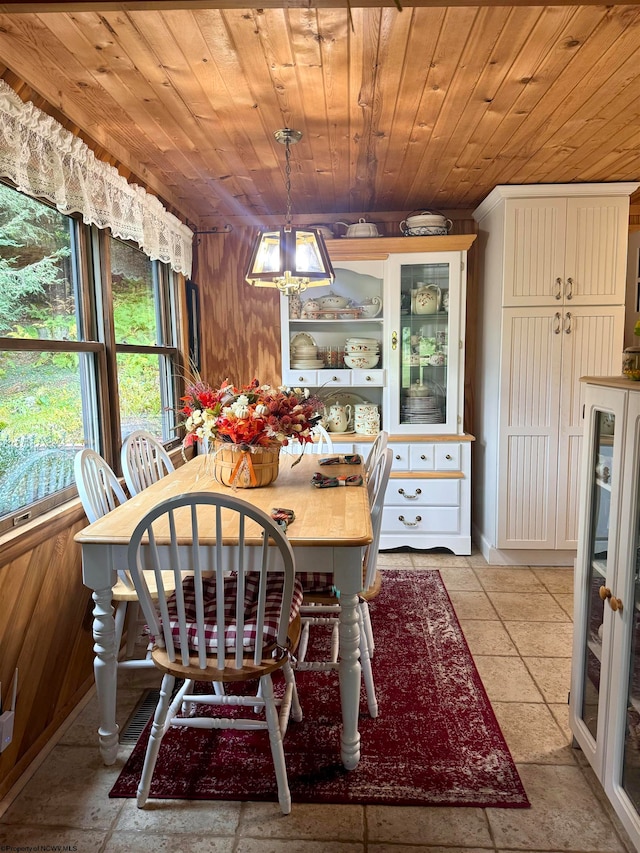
[290,332,317,349]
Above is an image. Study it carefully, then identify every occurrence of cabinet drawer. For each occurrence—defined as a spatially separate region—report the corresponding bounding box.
[386,478,460,506]
[349,368,385,387]
[320,370,352,387]
[409,444,435,470]
[390,444,410,470]
[382,506,461,534]
[283,369,317,386]
[434,444,461,469]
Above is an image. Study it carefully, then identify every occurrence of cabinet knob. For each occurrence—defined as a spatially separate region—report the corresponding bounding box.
[365,375,373,381]
[395,454,402,460]
[420,454,427,460]
[599,586,623,612]
[398,488,421,499]
[332,376,339,382]
[298,376,305,381]
[398,515,422,527]
[445,453,452,460]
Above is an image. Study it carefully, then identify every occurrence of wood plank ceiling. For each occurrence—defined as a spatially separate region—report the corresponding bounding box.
[0,2,639,228]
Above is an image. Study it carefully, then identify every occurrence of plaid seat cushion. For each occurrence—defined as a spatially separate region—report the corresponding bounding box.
[298,571,335,595]
[166,572,303,654]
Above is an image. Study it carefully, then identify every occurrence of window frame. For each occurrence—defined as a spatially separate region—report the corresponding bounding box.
[0,183,187,534]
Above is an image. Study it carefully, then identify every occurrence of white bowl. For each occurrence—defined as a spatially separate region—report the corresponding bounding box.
[344,353,379,369]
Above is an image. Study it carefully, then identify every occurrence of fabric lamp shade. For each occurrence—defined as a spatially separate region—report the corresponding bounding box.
[245,224,334,293]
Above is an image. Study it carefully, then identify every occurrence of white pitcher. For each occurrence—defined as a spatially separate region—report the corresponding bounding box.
[327,402,352,433]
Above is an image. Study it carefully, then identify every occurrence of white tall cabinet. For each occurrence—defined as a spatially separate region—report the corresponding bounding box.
[473,183,638,565]
[570,376,640,850]
[279,235,476,554]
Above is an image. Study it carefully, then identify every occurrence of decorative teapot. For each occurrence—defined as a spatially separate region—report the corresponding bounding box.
[326,402,353,433]
[359,296,383,318]
[413,283,441,315]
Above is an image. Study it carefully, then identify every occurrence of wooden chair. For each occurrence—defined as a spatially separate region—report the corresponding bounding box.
[74,448,174,667]
[121,430,175,497]
[280,424,333,456]
[296,447,393,718]
[127,491,303,814]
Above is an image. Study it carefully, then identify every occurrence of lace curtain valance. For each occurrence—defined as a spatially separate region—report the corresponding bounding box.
[0,79,193,276]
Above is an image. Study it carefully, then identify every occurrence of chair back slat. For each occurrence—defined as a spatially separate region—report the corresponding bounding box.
[363,448,393,591]
[128,492,298,674]
[365,430,389,501]
[281,424,333,456]
[75,449,128,524]
[121,430,175,496]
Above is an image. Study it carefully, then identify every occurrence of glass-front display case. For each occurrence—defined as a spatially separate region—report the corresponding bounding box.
[578,410,615,741]
[387,253,464,435]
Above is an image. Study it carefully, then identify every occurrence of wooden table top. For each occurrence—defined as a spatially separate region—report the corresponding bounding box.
[74,453,372,548]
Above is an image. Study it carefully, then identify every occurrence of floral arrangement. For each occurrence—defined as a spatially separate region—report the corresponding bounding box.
[180,377,323,450]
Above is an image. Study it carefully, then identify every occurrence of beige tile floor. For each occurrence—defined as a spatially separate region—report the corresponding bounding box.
[0,551,637,852]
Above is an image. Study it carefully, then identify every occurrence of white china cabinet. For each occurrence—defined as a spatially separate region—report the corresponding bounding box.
[473,183,638,565]
[570,376,640,850]
[279,235,476,554]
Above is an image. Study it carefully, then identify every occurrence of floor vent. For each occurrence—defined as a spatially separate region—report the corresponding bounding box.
[120,681,185,744]
[120,688,158,744]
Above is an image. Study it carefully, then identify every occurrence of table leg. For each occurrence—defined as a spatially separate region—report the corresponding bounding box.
[338,591,361,770]
[91,587,119,765]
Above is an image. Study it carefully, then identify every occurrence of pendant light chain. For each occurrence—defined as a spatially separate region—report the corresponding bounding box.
[284,136,293,227]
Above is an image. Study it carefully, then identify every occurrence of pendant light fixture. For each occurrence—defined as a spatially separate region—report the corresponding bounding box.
[245,128,335,295]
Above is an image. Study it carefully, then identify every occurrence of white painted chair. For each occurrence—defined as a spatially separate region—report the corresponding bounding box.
[127,491,303,814]
[280,424,333,456]
[296,447,393,718]
[121,430,175,497]
[364,430,389,502]
[74,448,174,667]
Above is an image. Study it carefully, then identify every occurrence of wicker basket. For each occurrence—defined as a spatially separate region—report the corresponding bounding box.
[211,440,280,488]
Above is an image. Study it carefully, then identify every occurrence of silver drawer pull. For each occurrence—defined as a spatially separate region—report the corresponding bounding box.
[399,515,422,527]
[298,376,305,381]
[332,375,339,382]
[395,454,402,460]
[365,375,373,381]
[398,488,421,500]
[445,454,452,460]
[420,454,427,460]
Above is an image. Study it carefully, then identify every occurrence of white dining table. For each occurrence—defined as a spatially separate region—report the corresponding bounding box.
[74,452,372,771]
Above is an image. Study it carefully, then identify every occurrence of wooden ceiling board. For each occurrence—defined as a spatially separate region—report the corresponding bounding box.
[406,5,515,205]
[449,6,590,204]
[427,6,544,203]
[374,6,446,211]
[501,6,640,186]
[0,4,638,224]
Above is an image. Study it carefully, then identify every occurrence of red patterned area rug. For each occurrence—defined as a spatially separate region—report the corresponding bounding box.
[109,569,529,808]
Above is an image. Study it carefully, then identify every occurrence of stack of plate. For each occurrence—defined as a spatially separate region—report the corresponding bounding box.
[290,332,324,369]
[401,395,444,424]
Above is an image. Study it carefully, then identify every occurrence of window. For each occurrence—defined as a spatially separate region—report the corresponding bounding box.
[0,182,184,531]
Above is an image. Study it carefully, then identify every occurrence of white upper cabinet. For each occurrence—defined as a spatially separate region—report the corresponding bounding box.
[473,184,639,309]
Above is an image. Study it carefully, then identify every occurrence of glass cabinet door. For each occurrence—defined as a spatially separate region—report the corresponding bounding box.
[619,404,640,813]
[578,409,616,742]
[387,253,463,434]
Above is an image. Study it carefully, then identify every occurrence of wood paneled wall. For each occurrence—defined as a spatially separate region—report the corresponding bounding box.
[0,502,95,799]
